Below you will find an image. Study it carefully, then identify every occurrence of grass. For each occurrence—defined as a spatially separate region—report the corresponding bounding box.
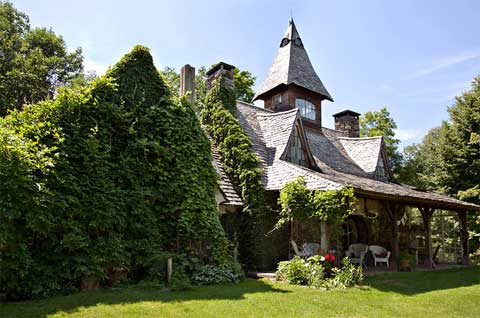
[1,267,479,318]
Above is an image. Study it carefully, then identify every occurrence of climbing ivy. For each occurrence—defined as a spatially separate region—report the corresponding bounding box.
[201,79,265,216]
[277,177,355,229]
[0,46,235,300]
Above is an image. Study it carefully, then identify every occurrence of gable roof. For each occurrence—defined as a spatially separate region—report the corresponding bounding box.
[222,101,480,212]
[252,19,333,102]
[338,136,383,174]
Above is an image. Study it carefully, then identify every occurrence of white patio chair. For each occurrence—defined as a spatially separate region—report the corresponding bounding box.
[369,245,391,267]
[345,243,368,267]
[290,240,306,258]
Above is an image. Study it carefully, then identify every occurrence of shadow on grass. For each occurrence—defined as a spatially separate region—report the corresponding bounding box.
[0,278,289,318]
[363,266,480,296]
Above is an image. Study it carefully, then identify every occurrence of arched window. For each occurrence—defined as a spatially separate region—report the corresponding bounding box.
[295,98,316,120]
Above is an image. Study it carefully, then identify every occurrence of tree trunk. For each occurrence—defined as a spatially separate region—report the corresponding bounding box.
[419,207,435,268]
[458,211,471,265]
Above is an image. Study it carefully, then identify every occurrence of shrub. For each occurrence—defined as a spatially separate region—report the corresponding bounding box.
[323,258,363,289]
[276,256,362,290]
[192,264,243,285]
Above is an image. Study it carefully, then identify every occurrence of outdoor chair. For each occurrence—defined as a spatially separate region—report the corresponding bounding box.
[290,240,306,258]
[369,245,391,267]
[345,243,368,267]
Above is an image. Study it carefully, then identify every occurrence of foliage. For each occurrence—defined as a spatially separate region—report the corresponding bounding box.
[0,45,236,300]
[322,257,363,289]
[160,65,256,113]
[232,68,256,103]
[276,256,362,289]
[201,74,267,268]
[0,1,83,115]
[159,66,180,98]
[277,177,355,229]
[192,264,243,285]
[398,75,480,252]
[360,107,402,173]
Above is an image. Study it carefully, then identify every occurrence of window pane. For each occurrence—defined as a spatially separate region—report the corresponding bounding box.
[295,98,316,120]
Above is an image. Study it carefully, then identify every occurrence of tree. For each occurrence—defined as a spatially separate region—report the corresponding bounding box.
[159,66,180,98]
[398,75,480,254]
[0,1,83,115]
[360,107,402,172]
[233,68,256,103]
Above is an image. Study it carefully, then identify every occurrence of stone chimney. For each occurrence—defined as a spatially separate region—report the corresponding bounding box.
[180,64,195,103]
[206,62,234,90]
[333,110,361,138]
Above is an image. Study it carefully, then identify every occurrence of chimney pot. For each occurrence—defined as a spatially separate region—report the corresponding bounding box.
[180,64,195,103]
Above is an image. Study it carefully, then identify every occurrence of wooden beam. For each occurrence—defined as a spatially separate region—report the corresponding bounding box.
[457,211,471,265]
[419,207,435,268]
[382,201,404,270]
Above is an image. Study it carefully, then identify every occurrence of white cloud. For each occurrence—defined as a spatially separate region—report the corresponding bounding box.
[410,50,480,78]
[395,128,422,142]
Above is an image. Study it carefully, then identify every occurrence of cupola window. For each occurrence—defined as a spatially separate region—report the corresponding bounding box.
[296,98,316,120]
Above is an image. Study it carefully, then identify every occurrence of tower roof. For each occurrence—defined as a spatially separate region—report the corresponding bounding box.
[253,19,333,102]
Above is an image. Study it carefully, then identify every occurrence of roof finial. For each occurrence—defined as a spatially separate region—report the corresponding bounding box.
[290,9,293,23]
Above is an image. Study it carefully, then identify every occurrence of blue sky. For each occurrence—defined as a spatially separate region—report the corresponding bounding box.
[11,0,480,148]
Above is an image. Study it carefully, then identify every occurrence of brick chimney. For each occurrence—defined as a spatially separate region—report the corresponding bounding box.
[180,64,195,103]
[206,62,234,90]
[333,110,361,138]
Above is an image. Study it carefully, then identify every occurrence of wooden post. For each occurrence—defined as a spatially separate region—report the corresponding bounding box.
[419,207,435,268]
[458,211,471,265]
[320,222,329,252]
[383,201,403,270]
[167,257,173,283]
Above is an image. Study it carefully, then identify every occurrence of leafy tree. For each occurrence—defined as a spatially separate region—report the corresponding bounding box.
[232,67,256,102]
[159,66,180,98]
[360,107,402,172]
[398,75,480,253]
[0,1,83,115]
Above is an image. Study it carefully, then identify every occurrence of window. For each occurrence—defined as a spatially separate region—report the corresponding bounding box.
[285,126,307,166]
[295,98,316,120]
[272,94,282,106]
[374,157,387,180]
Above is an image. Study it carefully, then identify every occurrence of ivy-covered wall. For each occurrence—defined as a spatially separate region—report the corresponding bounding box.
[201,77,289,270]
[0,46,235,300]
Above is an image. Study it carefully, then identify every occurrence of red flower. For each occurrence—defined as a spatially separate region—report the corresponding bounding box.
[325,253,335,262]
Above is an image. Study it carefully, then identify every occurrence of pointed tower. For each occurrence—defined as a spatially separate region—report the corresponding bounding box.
[253,19,332,130]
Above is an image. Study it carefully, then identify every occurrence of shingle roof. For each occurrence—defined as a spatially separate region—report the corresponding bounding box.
[211,143,243,206]
[227,101,480,212]
[338,137,383,174]
[252,19,333,102]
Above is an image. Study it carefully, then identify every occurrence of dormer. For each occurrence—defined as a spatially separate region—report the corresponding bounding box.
[252,19,333,131]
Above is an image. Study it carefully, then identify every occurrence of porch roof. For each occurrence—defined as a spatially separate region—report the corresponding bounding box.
[231,101,480,213]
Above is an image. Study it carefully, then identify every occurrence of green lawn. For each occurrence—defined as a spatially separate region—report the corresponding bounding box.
[1,267,479,318]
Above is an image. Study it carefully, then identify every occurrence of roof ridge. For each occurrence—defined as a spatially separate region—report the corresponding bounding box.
[236,100,273,113]
[256,107,299,117]
[338,136,383,140]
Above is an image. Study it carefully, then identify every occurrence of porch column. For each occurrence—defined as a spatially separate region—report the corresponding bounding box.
[383,201,403,270]
[320,222,330,252]
[419,207,435,268]
[457,211,471,265]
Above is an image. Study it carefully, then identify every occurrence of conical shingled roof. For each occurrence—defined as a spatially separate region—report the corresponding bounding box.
[253,19,333,102]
